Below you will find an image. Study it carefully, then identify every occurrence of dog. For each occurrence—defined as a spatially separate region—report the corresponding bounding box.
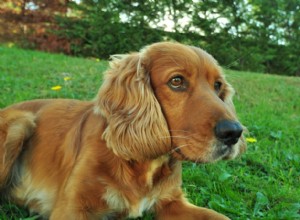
[0,42,246,219]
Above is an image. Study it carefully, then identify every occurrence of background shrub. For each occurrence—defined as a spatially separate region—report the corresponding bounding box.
[1,0,299,76]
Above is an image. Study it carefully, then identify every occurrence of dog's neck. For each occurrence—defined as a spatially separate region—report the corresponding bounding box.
[130,155,175,188]
[103,153,179,190]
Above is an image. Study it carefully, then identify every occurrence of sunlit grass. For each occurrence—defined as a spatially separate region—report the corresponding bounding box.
[1,46,299,219]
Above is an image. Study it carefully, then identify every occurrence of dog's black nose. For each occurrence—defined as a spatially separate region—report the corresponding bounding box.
[215,120,243,146]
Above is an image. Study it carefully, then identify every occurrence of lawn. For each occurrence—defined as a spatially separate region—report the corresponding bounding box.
[0,45,299,220]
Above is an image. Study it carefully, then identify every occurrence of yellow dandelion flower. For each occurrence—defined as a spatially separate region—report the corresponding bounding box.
[8,43,15,48]
[246,137,257,143]
[64,77,72,81]
[51,85,62,91]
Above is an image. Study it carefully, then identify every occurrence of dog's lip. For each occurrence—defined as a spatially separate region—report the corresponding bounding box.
[173,147,187,159]
[171,141,236,163]
[172,146,207,163]
[218,143,235,160]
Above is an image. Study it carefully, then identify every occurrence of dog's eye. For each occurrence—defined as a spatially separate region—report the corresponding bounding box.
[214,81,222,92]
[168,76,185,90]
[170,77,183,87]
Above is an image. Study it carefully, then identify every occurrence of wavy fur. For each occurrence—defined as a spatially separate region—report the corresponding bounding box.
[0,110,36,188]
[95,53,171,160]
[0,42,245,220]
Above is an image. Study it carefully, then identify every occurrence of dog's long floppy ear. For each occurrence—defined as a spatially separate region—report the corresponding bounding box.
[94,52,171,161]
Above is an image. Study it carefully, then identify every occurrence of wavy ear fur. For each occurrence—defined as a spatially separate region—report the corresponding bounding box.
[94,52,171,161]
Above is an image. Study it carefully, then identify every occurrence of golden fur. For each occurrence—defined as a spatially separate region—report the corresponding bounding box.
[0,42,246,219]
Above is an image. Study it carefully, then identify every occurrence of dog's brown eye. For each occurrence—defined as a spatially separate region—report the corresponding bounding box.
[214,81,222,92]
[169,76,185,90]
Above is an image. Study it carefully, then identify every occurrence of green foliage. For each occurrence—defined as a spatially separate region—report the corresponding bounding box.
[188,0,300,75]
[55,1,163,58]
[52,0,300,76]
[1,0,299,75]
[1,46,300,219]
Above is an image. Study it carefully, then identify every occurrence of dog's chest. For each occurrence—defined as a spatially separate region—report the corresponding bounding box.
[102,156,174,218]
[103,187,158,218]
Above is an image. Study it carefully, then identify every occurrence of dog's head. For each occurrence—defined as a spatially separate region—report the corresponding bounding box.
[95,42,246,162]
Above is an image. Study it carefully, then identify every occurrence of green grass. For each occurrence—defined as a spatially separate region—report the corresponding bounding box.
[1,46,300,220]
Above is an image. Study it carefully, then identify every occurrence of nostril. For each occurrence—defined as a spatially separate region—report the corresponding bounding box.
[215,120,243,145]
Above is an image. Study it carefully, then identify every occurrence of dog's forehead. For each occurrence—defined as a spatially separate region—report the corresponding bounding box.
[143,42,222,79]
[143,42,198,67]
[188,46,223,79]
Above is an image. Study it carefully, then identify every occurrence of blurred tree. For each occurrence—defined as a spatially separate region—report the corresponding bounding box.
[0,0,70,52]
[247,0,300,75]
[55,0,164,58]
[1,0,299,75]
[189,0,300,75]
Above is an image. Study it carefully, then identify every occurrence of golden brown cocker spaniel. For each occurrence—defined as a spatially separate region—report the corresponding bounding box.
[0,42,246,220]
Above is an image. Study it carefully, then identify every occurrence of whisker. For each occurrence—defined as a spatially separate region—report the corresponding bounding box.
[168,130,190,133]
[224,51,253,69]
[168,144,191,155]
[159,132,207,140]
[159,135,193,140]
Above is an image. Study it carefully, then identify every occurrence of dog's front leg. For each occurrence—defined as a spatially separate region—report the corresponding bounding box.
[155,190,229,220]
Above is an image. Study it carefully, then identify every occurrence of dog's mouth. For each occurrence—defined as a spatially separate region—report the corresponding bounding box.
[214,142,236,160]
[171,139,242,163]
[172,147,187,160]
